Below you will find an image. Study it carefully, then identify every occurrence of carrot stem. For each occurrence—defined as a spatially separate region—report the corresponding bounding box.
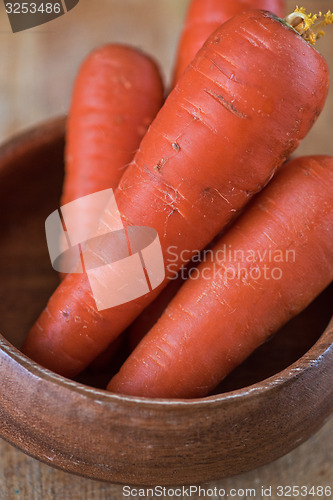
[285,7,333,44]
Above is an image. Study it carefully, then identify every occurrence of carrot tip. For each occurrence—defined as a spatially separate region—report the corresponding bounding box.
[285,7,333,45]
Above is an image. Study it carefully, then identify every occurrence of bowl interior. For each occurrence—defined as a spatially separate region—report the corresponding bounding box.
[0,122,331,395]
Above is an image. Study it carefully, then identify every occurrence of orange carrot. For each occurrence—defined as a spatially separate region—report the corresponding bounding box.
[62,44,164,240]
[128,235,233,351]
[108,156,333,398]
[23,10,329,378]
[172,0,286,85]
[128,241,229,351]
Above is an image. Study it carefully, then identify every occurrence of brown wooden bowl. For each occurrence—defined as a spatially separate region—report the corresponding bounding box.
[0,118,332,485]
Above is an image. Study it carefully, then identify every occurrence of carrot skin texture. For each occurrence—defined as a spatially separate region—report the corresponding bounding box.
[23,11,329,377]
[108,156,333,399]
[63,44,164,204]
[172,0,286,85]
[61,44,164,247]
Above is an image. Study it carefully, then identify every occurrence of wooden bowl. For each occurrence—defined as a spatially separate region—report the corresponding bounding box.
[0,118,332,485]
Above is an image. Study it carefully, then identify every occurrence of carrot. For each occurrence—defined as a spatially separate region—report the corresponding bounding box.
[61,44,164,246]
[128,230,237,351]
[172,0,286,85]
[128,238,235,351]
[50,45,164,349]
[108,155,333,398]
[23,9,329,378]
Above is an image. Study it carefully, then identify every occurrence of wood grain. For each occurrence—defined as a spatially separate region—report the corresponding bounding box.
[0,0,332,497]
[0,419,332,500]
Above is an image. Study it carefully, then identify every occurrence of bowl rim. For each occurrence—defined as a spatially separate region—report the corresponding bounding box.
[1,314,332,408]
[0,117,332,408]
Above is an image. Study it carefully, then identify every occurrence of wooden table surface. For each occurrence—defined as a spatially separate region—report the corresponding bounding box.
[0,1,332,498]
